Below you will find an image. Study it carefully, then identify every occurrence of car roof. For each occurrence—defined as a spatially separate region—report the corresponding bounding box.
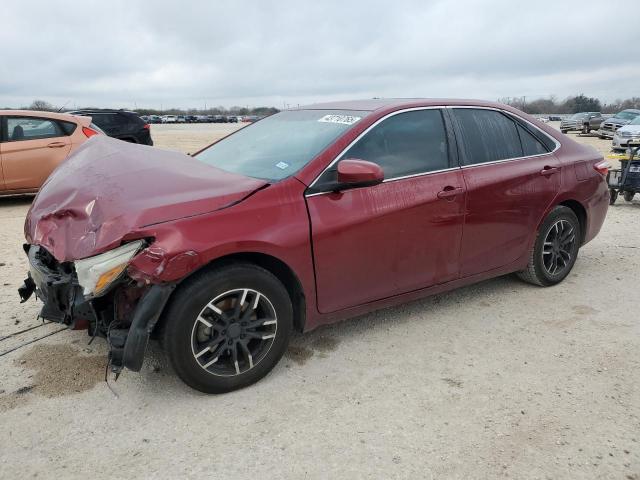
[0,109,91,123]
[296,98,515,112]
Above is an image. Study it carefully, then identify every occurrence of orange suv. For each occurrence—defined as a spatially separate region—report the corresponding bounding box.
[0,110,101,195]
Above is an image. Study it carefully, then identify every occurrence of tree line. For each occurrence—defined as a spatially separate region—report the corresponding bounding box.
[498,94,640,115]
[14,100,279,117]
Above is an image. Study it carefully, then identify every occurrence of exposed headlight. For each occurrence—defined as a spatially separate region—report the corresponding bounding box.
[74,240,144,296]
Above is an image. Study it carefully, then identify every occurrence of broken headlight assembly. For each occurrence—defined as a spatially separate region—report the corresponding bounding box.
[74,240,144,297]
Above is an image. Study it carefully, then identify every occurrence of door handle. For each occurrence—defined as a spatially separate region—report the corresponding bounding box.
[437,186,464,200]
[47,142,66,148]
[540,166,560,176]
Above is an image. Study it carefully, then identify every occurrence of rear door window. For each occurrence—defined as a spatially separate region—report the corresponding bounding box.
[6,117,65,141]
[452,109,523,165]
[516,124,549,156]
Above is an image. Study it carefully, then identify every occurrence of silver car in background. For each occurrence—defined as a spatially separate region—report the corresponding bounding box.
[612,115,640,151]
[598,109,640,139]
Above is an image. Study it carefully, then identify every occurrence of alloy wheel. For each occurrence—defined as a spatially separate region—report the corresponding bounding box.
[191,288,277,377]
[542,219,576,276]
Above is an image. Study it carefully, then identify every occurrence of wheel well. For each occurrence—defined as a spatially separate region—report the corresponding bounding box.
[559,200,587,244]
[204,253,306,332]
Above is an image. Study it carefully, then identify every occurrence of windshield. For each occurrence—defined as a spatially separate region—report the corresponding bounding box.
[629,116,640,126]
[614,110,640,120]
[194,110,368,181]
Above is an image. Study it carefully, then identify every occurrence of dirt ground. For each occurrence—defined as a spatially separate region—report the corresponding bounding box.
[0,122,638,479]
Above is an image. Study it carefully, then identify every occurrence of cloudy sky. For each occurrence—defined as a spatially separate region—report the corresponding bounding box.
[2,0,638,110]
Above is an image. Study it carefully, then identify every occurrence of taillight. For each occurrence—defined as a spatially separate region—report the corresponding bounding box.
[82,126,99,138]
[143,124,150,130]
[594,160,609,176]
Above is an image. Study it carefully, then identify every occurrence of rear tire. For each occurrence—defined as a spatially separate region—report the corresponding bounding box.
[160,263,293,393]
[516,206,581,287]
[624,191,635,202]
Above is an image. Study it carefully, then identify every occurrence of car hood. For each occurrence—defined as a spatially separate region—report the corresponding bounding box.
[25,136,268,262]
[616,124,640,134]
[605,117,632,126]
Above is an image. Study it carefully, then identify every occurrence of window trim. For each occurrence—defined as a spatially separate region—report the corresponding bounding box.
[447,106,560,169]
[306,106,457,196]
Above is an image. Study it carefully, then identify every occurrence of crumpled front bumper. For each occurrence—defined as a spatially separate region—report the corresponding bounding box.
[19,244,175,373]
[19,245,94,327]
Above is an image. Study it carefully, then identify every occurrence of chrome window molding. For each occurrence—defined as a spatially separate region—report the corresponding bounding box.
[304,104,562,197]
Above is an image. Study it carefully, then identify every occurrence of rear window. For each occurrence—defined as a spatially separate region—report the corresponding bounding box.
[90,114,121,128]
[126,114,145,127]
[59,120,77,135]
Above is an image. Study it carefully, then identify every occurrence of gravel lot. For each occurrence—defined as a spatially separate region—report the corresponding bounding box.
[0,123,638,479]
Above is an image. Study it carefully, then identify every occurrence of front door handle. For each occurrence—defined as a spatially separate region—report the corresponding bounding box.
[47,142,66,148]
[540,166,560,176]
[437,186,464,200]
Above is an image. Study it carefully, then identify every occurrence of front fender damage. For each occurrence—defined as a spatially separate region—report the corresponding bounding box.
[129,247,201,283]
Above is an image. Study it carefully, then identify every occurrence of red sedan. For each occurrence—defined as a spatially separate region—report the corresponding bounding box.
[20,99,609,393]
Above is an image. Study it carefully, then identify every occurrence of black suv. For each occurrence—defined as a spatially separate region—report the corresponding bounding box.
[68,109,153,145]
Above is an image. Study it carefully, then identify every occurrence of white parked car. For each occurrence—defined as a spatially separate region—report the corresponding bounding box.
[612,115,640,152]
[162,115,178,124]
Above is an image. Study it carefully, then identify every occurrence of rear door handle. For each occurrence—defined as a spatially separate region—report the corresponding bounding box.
[540,166,560,176]
[437,186,464,200]
[47,142,66,148]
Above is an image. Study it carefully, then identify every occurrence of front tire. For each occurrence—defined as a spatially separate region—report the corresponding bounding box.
[517,206,581,287]
[623,191,635,202]
[161,263,293,393]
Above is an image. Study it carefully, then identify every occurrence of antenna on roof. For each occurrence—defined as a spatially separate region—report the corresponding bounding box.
[57,100,71,113]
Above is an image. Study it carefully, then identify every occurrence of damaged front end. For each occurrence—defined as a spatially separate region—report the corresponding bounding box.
[19,243,175,374]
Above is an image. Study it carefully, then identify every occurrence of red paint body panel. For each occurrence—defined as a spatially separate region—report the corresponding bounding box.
[307,169,465,312]
[24,99,609,334]
[459,154,561,276]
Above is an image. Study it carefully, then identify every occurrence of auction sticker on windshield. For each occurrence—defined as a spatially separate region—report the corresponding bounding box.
[318,114,361,125]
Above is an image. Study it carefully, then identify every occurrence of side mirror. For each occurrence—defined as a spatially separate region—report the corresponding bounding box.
[335,159,384,190]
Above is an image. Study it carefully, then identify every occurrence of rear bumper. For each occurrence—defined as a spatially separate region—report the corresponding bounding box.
[20,245,174,372]
[583,179,610,246]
